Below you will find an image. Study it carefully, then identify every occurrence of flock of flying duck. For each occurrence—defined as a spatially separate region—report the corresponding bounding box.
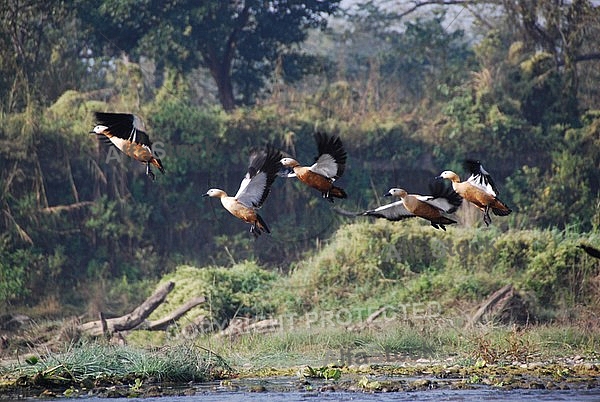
[91,112,512,236]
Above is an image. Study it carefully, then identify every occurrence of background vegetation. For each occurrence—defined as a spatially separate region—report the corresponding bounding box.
[1,0,600,332]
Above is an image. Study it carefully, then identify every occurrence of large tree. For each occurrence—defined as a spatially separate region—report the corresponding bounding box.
[0,0,86,112]
[84,0,340,111]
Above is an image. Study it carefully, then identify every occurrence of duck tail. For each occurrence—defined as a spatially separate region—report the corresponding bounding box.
[492,198,512,216]
[430,216,457,230]
[255,214,271,235]
[330,186,347,199]
[151,157,165,174]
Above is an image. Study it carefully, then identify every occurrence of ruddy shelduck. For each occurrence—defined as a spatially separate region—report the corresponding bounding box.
[438,160,511,226]
[280,132,347,202]
[203,146,283,237]
[91,112,165,180]
[362,177,462,231]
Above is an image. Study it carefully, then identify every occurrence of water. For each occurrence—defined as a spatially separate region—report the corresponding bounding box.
[74,389,600,401]
[41,376,600,401]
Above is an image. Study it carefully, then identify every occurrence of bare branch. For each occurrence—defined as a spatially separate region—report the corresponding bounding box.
[146,296,206,330]
[79,281,175,337]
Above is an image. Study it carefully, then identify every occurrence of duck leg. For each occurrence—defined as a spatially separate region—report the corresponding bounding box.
[146,162,155,180]
[322,191,334,203]
[483,205,492,226]
[249,223,260,238]
[430,223,446,231]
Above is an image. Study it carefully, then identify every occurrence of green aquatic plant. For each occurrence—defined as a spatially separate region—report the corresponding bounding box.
[299,365,341,381]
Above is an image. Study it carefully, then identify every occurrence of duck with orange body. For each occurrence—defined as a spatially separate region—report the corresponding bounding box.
[203,146,283,237]
[438,160,512,226]
[360,177,462,231]
[280,132,347,202]
[91,112,165,180]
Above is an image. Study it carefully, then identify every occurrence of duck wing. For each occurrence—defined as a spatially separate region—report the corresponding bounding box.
[464,159,499,196]
[94,112,153,146]
[362,200,414,221]
[309,132,347,180]
[424,176,463,213]
[235,146,282,208]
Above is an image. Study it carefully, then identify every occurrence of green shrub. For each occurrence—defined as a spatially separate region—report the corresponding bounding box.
[150,262,279,327]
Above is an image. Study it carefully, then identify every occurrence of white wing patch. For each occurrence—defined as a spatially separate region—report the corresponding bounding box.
[466,174,497,196]
[108,136,128,152]
[309,154,338,179]
[235,171,268,208]
[367,201,414,220]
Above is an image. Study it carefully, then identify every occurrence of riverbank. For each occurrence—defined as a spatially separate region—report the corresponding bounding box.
[2,356,599,399]
[1,321,599,399]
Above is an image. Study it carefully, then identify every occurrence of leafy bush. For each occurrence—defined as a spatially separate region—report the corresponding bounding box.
[274,220,600,318]
[150,262,279,327]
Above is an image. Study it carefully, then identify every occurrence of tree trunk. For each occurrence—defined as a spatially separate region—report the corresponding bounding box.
[211,64,236,112]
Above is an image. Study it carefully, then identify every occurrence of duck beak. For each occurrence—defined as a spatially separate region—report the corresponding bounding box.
[383,191,392,197]
[202,193,209,197]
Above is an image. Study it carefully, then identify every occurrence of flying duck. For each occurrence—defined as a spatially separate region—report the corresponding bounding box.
[361,177,462,230]
[91,112,165,180]
[280,132,347,202]
[203,146,283,237]
[438,160,512,226]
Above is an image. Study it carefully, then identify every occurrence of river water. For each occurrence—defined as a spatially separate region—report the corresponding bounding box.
[44,375,600,401]
[77,389,600,401]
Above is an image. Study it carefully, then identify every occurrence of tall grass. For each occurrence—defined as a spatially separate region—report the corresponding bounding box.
[185,320,600,370]
[9,343,230,383]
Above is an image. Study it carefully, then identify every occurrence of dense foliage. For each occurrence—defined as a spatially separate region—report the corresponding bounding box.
[126,220,600,335]
[1,1,599,319]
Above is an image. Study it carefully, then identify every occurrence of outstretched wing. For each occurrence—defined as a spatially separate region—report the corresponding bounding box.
[363,201,415,221]
[424,176,463,213]
[235,146,283,208]
[309,132,347,179]
[464,159,499,196]
[94,112,152,146]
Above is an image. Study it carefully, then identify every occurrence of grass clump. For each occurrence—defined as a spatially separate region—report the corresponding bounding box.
[10,343,230,385]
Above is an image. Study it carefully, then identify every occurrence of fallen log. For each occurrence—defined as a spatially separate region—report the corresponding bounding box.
[146,296,206,330]
[346,306,387,332]
[79,281,175,336]
[467,284,531,327]
[218,318,280,337]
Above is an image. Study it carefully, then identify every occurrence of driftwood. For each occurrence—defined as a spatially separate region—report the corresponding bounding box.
[0,314,31,331]
[365,307,387,325]
[78,281,207,337]
[147,296,206,330]
[79,281,175,336]
[346,307,388,332]
[219,318,280,337]
[467,284,531,327]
